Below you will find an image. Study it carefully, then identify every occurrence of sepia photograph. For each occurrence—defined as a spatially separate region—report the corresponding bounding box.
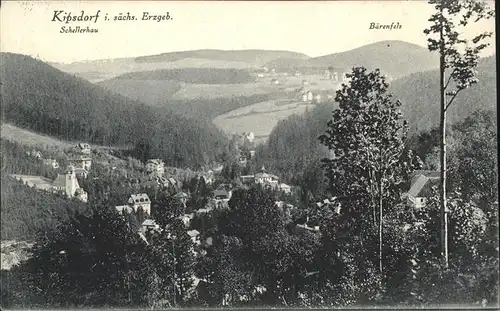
[0,0,497,309]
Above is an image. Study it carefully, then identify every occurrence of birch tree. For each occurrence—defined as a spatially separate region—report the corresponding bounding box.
[423,0,494,268]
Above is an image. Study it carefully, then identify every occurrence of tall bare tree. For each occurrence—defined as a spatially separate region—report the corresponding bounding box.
[423,0,494,268]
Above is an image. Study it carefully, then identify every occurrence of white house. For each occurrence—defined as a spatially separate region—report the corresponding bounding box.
[407,171,440,209]
[187,230,201,245]
[279,183,292,194]
[254,166,279,189]
[141,219,160,235]
[270,78,279,85]
[313,93,322,103]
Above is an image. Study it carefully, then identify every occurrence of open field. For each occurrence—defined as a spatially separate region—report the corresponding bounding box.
[0,123,124,151]
[213,99,320,142]
[171,82,281,100]
[54,58,255,83]
[1,123,76,149]
[210,73,340,141]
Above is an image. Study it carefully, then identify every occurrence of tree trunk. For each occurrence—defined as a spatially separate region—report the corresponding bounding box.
[439,24,449,269]
[379,176,383,274]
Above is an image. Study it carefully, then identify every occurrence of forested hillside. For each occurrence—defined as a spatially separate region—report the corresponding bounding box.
[0,173,90,240]
[255,103,334,199]
[391,55,496,133]
[0,53,231,168]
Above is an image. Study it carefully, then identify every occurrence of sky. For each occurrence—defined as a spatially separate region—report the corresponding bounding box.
[1,1,496,64]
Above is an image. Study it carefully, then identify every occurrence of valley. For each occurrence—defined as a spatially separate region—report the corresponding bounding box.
[50,40,443,143]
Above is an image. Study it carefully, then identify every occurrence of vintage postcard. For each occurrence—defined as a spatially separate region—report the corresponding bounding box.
[0,0,497,309]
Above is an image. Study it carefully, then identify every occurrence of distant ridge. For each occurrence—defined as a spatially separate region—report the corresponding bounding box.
[134,49,310,65]
[266,40,440,79]
[48,40,439,82]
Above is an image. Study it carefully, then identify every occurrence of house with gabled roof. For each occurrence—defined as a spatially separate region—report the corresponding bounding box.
[255,166,279,189]
[141,219,160,234]
[116,193,151,215]
[407,170,440,209]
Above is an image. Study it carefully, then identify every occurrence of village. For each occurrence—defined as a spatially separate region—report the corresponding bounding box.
[9,129,438,249]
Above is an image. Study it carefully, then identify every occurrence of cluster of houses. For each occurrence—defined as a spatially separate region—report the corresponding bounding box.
[145,158,215,189]
[12,143,94,202]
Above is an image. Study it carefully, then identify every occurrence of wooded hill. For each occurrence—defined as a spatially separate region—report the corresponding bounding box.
[1,53,231,168]
[390,55,497,133]
[265,40,439,79]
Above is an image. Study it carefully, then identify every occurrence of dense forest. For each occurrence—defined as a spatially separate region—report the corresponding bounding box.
[0,174,90,240]
[390,55,496,134]
[112,68,255,84]
[0,53,231,168]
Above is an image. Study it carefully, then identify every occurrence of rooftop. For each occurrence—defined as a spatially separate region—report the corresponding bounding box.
[130,193,150,204]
